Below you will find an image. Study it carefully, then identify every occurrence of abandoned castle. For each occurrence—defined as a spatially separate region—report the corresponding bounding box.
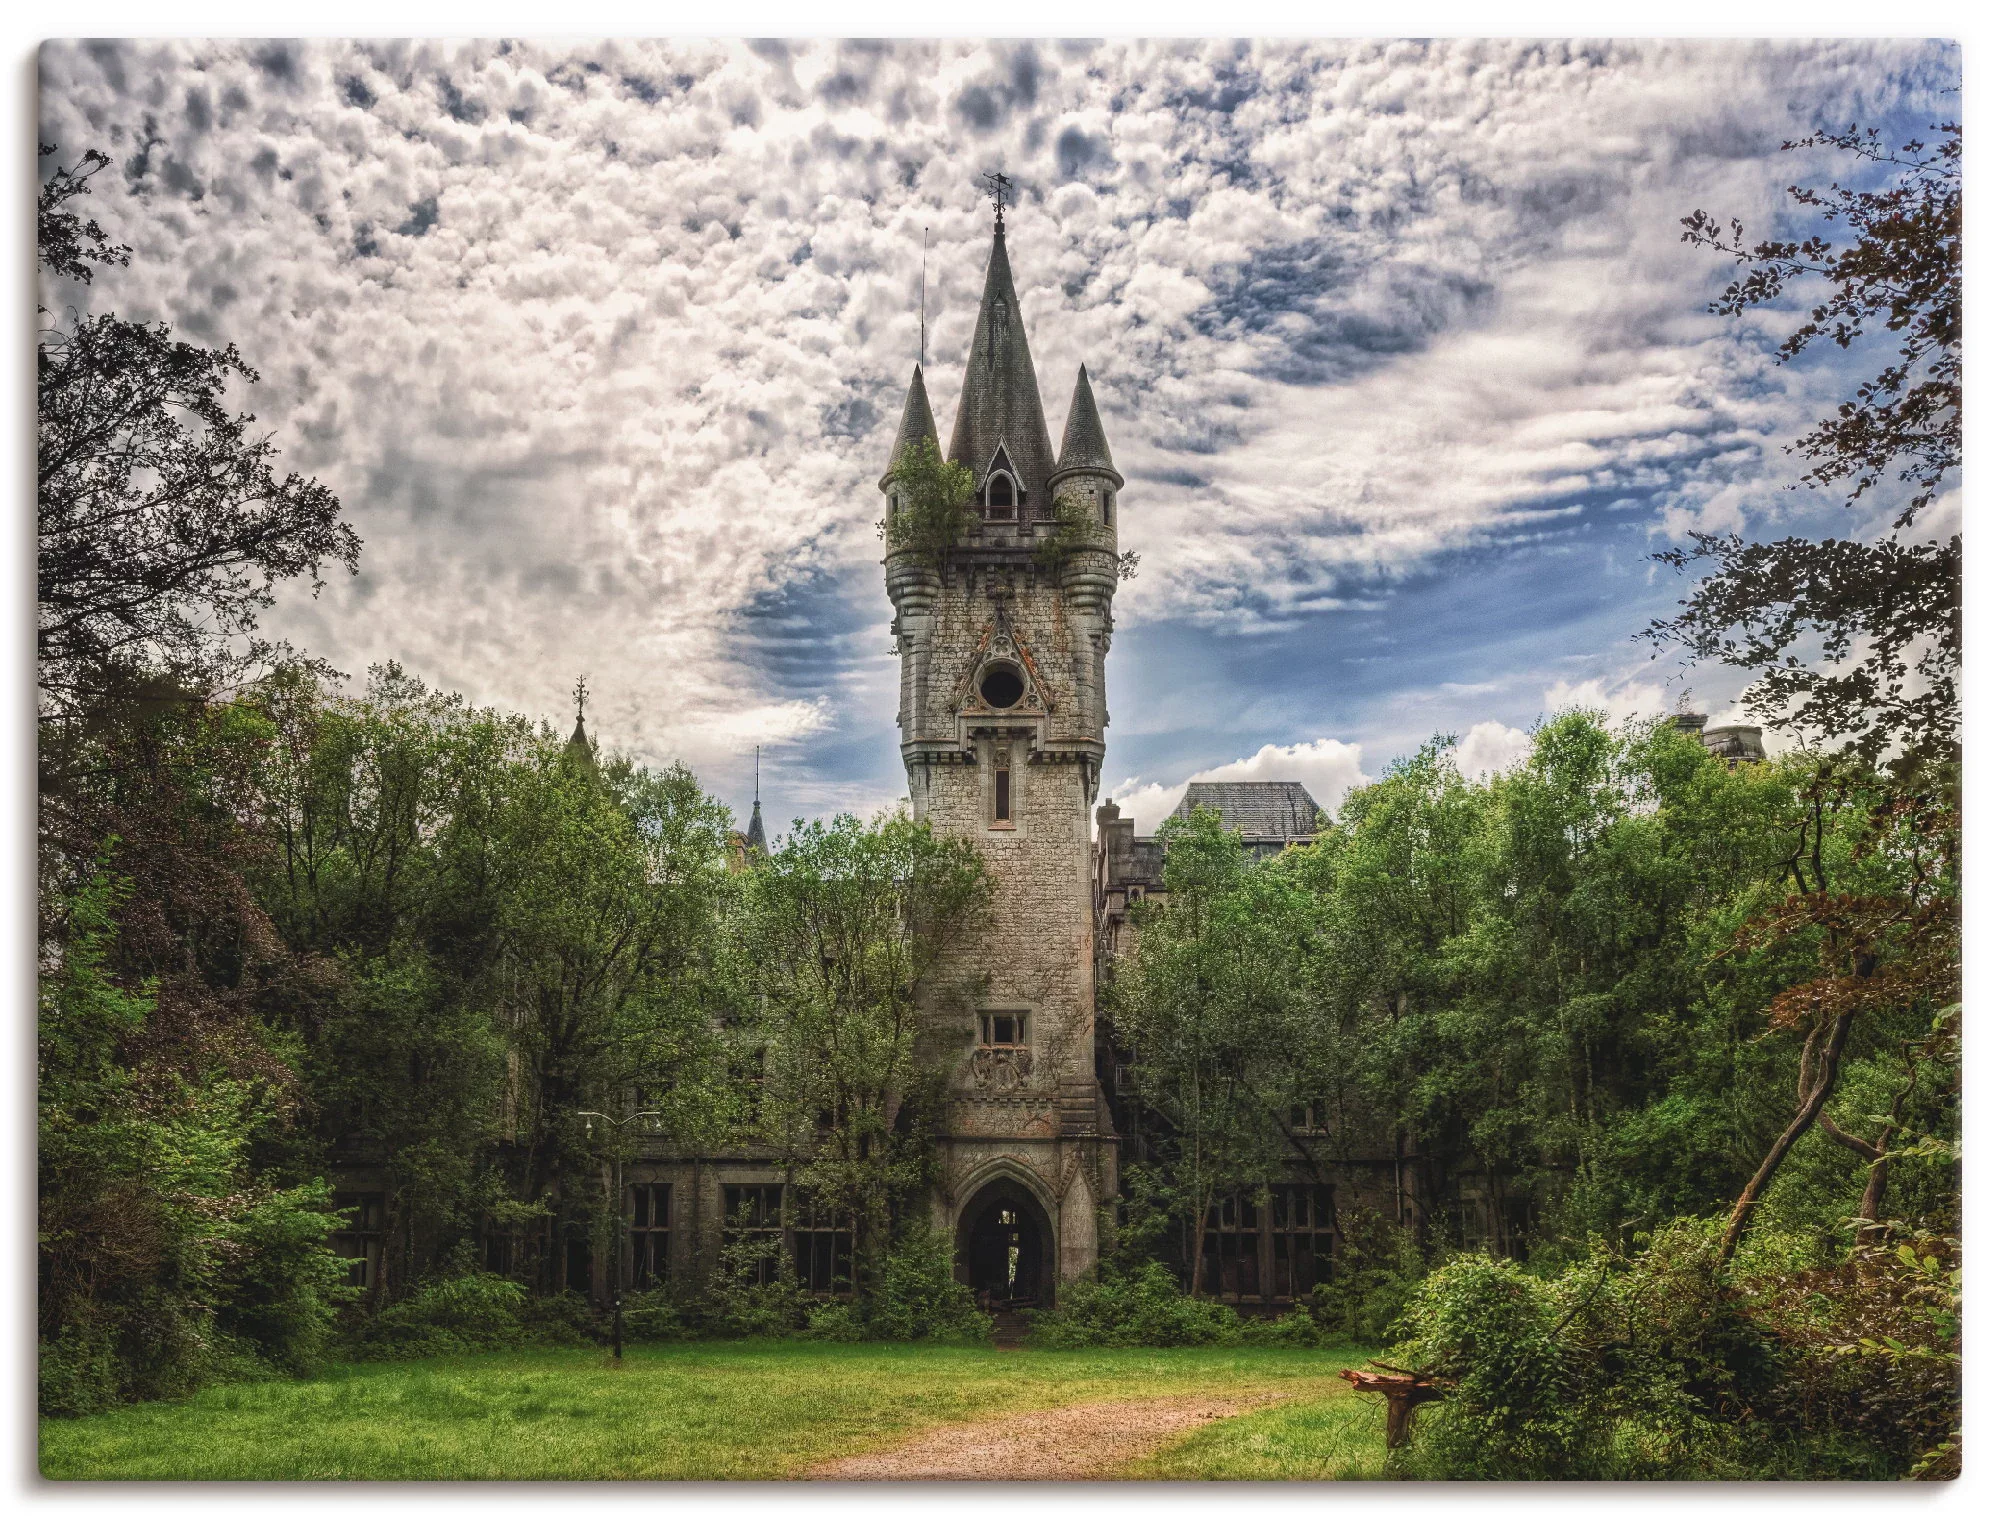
[331,201,1767,1314]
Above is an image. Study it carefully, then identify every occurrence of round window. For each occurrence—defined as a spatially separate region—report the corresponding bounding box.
[979,663,1025,709]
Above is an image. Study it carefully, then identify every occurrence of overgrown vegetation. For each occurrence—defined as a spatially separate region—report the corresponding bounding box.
[881,435,979,564]
[1035,487,1140,580]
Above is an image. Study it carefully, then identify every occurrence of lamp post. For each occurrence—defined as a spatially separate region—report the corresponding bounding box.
[575,1108,661,1362]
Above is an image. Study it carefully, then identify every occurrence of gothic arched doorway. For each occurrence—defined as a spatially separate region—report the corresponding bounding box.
[956,1177,1054,1309]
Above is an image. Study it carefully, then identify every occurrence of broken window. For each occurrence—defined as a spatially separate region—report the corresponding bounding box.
[721,1183,787,1286]
[791,1196,854,1294]
[1202,1192,1263,1300]
[562,1226,593,1294]
[979,663,1025,708]
[1271,1184,1337,1300]
[331,1191,384,1290]
[630,1183,673,1289]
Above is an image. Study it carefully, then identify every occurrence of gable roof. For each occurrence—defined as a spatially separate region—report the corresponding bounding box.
[1171,781,1325,840]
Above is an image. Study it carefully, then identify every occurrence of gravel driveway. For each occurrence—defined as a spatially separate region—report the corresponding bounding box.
[804,1392,1285,1480]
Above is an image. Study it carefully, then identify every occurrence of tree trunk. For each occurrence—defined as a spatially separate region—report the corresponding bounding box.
[1720,1010,1855,1264]
[1817,1110,1891,1242]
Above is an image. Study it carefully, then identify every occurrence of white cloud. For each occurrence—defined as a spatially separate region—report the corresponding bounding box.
[1104,779,1181,835]
[1108,736,1370,835]
[34,38,1955,806]
[1543,676,1670,728]
[1452,720,1533,780]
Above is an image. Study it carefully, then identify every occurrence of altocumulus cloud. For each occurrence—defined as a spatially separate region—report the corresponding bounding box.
[36,38,1956,818]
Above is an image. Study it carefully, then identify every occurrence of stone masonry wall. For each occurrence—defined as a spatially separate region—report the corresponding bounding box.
[889,541,1120,1281]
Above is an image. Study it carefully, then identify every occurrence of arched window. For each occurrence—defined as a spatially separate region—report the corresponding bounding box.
[985,472,1017,520]
[1100,488,1113,525]
[983,445,1019,522]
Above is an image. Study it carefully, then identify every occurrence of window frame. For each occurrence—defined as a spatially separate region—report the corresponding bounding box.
[332,1191,385,1291]
[721,1182,788,1287]
[630,1182,673,1290]
[978,1010,1030,1049]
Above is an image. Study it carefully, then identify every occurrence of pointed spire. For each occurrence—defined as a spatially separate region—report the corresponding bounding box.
[946,224,1057,515]
[883,364,938,480]
[745,745,767,856]
[1052,363,1123,489]
[564,675,597,776]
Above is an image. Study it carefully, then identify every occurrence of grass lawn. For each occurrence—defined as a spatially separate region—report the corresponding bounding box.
[40,1340,1381,1481]
[1122,1388,1387,1480]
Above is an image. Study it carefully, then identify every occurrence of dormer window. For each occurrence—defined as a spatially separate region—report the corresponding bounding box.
[984,472,1017,520]
[983,445,1020,522]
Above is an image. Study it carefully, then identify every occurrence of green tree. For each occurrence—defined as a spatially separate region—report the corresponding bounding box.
[741,810,991,1296]
[1109,804,1313,1288]
[37,145,358,714]
[1654,124,1960,767]
[882,436,978,564]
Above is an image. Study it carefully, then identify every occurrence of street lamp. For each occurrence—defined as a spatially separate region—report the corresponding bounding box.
[575,1108,661,1362]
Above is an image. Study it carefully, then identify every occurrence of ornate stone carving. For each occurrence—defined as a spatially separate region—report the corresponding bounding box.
[967,1045,1033,1093]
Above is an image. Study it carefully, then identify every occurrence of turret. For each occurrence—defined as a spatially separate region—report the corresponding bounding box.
[1048,363,1123,737]
[745,744,768,857]
[1050,363,1124,530]
[880,364,939,499]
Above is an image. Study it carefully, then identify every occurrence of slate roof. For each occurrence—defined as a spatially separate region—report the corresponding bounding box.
[882,364,938,480]
[1052,364,1121,487]
[1171,781,1325,840]
[946,227,1058,516]
[744,799,767,855]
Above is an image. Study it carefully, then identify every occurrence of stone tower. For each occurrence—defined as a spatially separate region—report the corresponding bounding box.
[881,200,1124,1302]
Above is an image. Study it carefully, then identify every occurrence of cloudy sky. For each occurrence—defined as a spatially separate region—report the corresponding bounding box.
[38,37,1959,835]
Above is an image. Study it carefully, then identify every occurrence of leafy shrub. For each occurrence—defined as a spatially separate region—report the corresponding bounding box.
[804,1224,988,1342]
[1029,1260,1240,1348]
[881,436,978,565]
[214,1181,352,1373]
[346,1270,535,1359]
[1237,1304,1336,1347]
[801,1300,868,1341]
[38,873,351,1412]
[37,1320,122,1419]
[1388,1254,1594,1479]
[617,1285,695,1343]
[1744,1227,1961,1476]
[1302,1209,1425,1345]
[1384,1218,1943,1480]
[698,1228,808,1338]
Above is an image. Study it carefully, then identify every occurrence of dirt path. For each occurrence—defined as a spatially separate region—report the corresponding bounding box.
[804,1392,1287,1481]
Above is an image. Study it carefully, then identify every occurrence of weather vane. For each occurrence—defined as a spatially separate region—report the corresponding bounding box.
[983,170,1014,232]
[573,674,589,725]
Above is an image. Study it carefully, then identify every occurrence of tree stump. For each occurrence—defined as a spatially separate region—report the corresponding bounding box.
[1340,1363,1444,1450]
